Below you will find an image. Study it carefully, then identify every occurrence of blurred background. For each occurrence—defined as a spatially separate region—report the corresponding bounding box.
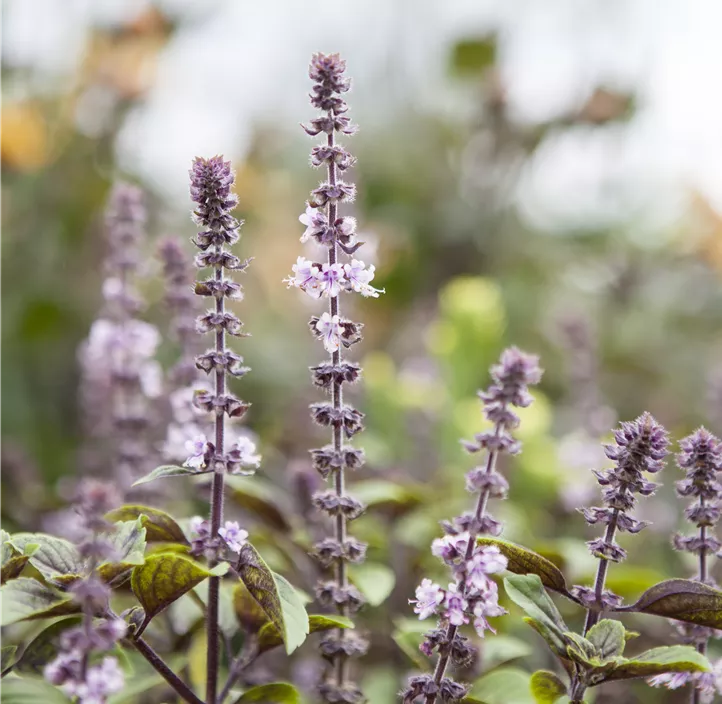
[3,1,722,702]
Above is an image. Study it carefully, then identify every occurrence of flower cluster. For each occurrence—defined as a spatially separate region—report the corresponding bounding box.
[648,662,722,703]
[44,479,127,703]
[573,413,669,625]
[189,155,256,703]
[285,255,383,300]
[77,184,161,485]
[189,516,249,558]
[289,52,380,704]
[404,347,542,704]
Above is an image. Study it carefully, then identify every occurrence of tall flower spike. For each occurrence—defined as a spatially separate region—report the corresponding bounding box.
[664,428,722,703]
[77,184,161,487]
[189,156,254,704]
[572,412,670,633]
[289,53,380,704]
[404,347,542,704]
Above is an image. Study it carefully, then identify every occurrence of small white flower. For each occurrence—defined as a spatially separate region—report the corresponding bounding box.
[410,578,444,620]
[228,435,261,470]
[285,256,322,298]
[299,204,327,243]
[315,262,346,297]
[343,259,384,298]
[315,312,343,353]
[183,434,209,469]
[188,515,205,537]
[218,521,249,553]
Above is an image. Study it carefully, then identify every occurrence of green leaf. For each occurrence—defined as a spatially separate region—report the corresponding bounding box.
[523,618,568,660]
[392,618,429,670]
[1,578,79,626]
[233,682,301,703]
[563,632,599,667]
[504,574,569,654]
[482,634,534,669]
[618,579,722,629]
[470,666,533,704]
[130,553,227,636]
[449,37,497,76]
[226,475,291,531]
[477,538,569,595]
[0,676,72,703]
[349,562,395,607]
[98,518,147,585]
[530,670,567,703]
[236,543,309,654]
[257,613,354,653]
[131,465,211,487]
[14,617,82,674]
[586,619,625,661]
[233,581,272,632]
[2,645,18,674]
[105,505,188,544]
[8,534,83,586]
[601,645,710,682]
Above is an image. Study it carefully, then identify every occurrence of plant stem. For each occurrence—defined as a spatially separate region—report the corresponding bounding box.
[326,113,350,689]
[583,510,619,634]
[206,239,227,704]
[424,426,503,704]
[131,636,205,704]
[219,640,259,703]
[691,498,707,704]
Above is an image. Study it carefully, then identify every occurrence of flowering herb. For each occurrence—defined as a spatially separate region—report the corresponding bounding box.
[287,52,382,704]
[403,347,542,704]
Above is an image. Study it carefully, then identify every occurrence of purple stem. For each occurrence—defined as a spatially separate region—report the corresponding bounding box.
[583,509,619,634]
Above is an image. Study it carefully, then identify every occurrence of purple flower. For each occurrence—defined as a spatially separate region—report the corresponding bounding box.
[343,259,384,298]
[226,434,261,471]
[183,434,210,469]
[218,520,248,553]
[410,578,445,620]
[315,262,346,297]
[471,583,507,637]
[431,532,470,565]
[443,584,469,627]
[315,313,343,353]
[299,204,329,243]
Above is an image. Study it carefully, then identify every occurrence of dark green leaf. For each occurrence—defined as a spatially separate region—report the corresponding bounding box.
[478,538,570,595]
[131,465,211,487]
[504,574,569,654]
[226,476,290,531]
[233,682,301,703]
[618,579,722,629]
[530,670,567,703]
[0,676,72,703]
[470,666,533,704]
[105,505,188,544]
[236,543,309,654]
[601,645,710,682]
[351,480,423,510]
[349,562,395,607]
[1,579,79,626]
[98,518,147,585]
[14,617,82,674]
[586,619,625,661]
[2,645,18,675]
[233,581,271,632]
[8,534,83,586]
[130,553,227,635]
[257,613,354,653]
[449,37,497,76]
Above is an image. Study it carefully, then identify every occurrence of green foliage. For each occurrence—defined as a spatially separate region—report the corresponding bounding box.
[449,37,497,76]
[392,618,429,670]
[226,475,291,531]
[1,578,78,625]
[477,538,570,595]
[13,616,82,674]
[530,670,568,703]
[598,645,710,683]
[8,534,83,586]
[1,531,38,584]
[130,553,227,635]
[503,574,569,654]
[233,682,301,703]
[98,518,147,585]
[585,620,626,660]
[351,480,423,510]
[105,505,188,544]
[349,562,395,607]
[470,667,533,704]
[257,614,354,654]
[131,465,211,487]
[618,578,722,629]
[1,645,18,675]
[236,543,309,654]
[0,676,72,703]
